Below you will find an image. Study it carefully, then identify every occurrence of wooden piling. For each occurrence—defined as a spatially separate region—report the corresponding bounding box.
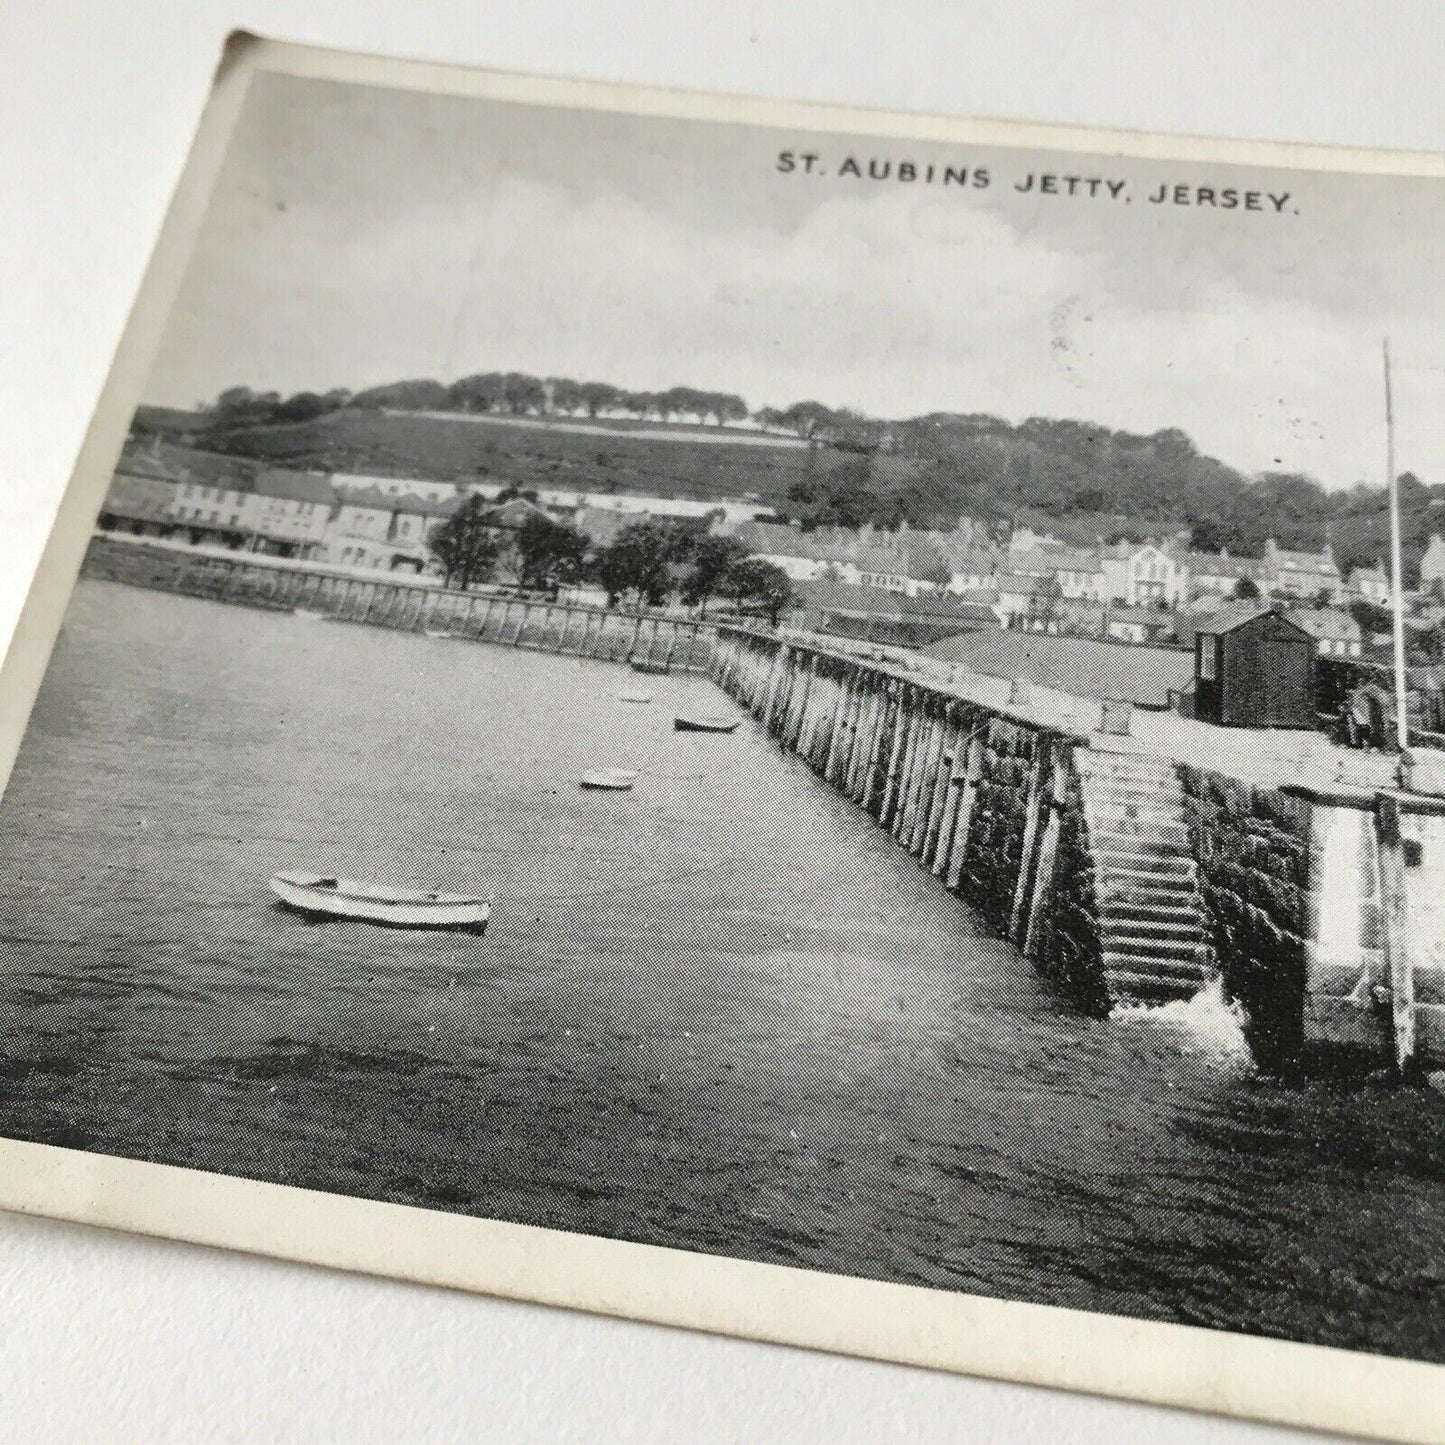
[1009,740,1052,943]
[1375,793,1418,1079]
[1023,747,1070,962]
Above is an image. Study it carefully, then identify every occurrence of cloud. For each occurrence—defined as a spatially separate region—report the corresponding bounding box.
[144,83,1445,489]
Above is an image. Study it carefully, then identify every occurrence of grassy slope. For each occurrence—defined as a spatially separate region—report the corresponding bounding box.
[206,410,829,507]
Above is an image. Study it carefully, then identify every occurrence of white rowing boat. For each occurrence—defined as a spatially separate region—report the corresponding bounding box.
[292,608,329,622]
[618,691,653,704]
[580,768,638,790]
[270,871,491,931]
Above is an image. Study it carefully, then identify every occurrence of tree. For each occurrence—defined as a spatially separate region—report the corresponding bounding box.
[547,377,584,415]
[578,381,622,418]
[210,386,282,429]
[682,535,750,616]
[504,515,589,596]
[916,558,952,593]
[496,484,541,504]
[448,373,506,412]
[709,393,748,426]
[274,391,334,424]
[590,519,692,607]
[1233,575,1261,600]
[429,494,501,590]
[719,557,794,628]
[779,400,840,440]
[1349,597,1392,636]
[501,372,546,415]
[350,378,449,411]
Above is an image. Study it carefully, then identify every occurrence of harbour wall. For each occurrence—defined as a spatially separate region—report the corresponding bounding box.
[79,534,716,670]
[710,627,1445,1077]
[709,627,1110,1020]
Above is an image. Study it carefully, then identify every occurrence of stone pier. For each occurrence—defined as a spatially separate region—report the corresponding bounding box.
[711,626,1445,1076]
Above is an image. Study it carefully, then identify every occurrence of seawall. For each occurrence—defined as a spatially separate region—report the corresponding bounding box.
[710,627,1445,1077]
[80,534,716,670]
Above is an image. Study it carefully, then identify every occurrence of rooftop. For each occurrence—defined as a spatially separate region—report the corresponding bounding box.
[253,468,336,506]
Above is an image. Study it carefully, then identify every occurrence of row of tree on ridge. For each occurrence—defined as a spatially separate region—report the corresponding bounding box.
[206,377,848,436]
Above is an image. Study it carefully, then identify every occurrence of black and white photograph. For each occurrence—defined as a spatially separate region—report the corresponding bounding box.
[5,30,1445,1443]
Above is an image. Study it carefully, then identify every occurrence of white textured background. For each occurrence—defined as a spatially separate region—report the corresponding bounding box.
[3,4,1442,1441]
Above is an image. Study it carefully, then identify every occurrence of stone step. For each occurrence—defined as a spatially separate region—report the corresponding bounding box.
[1080,755,1179,782]
[1103,970,1209,1002]
[1090,799,1186,823]
[1096,817,1189,841]
[1100,894,1200,918]
[1087,784,1183,808]
[1103,943,1216,973]
[1096,852,1196,878]
[1100,931,1206,960]
[1099,911,1204,938]
[1096,829,1190,856]
[1102,892,1199,918]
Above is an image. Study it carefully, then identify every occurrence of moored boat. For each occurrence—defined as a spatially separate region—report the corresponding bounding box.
[618,691,653,704]
[292,608,329,621]
[673,714,740,734]
[270,871,491,931]
[580,767,638,790]
[630,659,670,675]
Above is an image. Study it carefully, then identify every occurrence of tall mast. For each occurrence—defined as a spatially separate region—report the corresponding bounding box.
[1385,338,1410,759]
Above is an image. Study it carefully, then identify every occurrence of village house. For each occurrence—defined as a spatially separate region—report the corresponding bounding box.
[944,550,1002,595]
[1103,606,1179,646]
[332,473,459,505]
[1009,546,1107,602]
[96,471,181,538]
[1346,564,1391,607]
[246,469,335,559]
[1262,538,1341,601]
[1187,550,1265,600]
[321,485,453,572]
[1100,540,1189,609]
[996,571,1062,633]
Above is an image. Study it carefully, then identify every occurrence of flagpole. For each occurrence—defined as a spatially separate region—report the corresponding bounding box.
[1384,338,1410,764]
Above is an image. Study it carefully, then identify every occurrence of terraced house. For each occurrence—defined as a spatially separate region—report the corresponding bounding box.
[247,469,335,559]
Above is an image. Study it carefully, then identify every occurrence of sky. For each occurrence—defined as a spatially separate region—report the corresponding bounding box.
[143,71,1445,489]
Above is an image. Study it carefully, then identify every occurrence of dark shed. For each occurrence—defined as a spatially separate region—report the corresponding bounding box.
[1192,605,1316,728]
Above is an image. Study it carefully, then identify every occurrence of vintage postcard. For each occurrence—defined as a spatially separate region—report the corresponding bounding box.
[6,32,1445,1442]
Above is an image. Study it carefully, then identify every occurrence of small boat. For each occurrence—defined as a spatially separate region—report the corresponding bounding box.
[580,767,638,790]
[292,608,329,622]
[270,871,491,932]
[674,714,740,734]
[423,629,461,639]
[630,659,671,675]
[618,691,653,704]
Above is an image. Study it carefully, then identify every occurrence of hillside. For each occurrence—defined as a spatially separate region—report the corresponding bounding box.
[134,402,1445,582]
[183,409,829,509]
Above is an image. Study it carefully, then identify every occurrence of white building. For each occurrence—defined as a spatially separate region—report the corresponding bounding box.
[247,469,335,558]
[1263,539,1341,601]
[1101,541,1189,608]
